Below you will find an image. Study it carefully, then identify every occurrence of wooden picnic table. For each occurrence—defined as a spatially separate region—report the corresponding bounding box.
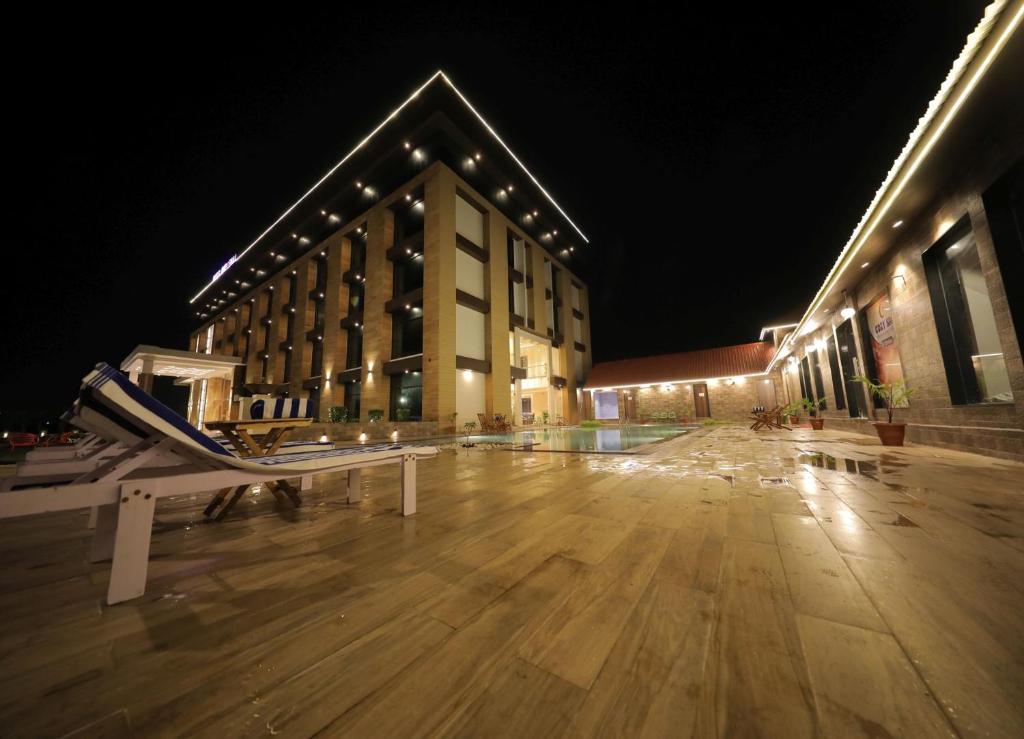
[202,418,314,520]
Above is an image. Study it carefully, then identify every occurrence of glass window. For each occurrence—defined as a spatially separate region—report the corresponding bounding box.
[344,381,361,420]
[346,329,363,369]
[923,217,1014,404]
[825,335,847,410]
[594,391,619,420]
[392,314,423,358]
[390,371,422,421]
[808,350,827,409]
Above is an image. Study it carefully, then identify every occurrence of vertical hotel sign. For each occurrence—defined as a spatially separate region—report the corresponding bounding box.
[864,293,907,402]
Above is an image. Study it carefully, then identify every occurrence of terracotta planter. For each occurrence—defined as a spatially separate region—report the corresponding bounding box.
[873,422,907,446]
[788,415,801,425]
[809,418,825,430]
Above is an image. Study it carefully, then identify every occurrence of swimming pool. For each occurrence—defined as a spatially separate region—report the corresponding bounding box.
[465,424,692,453]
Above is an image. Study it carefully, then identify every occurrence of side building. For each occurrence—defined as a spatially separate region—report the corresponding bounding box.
[186,72,592,437]
[771,2,1024,461]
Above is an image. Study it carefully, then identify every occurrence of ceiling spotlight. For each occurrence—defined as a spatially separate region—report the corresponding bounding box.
[320,209,326,216]
[405,193,412,201]
[507,184,514,192]
[892,220,904,229]
[861,262,870,269]
[355,181,362,189]
[532,210,538,217]
[403,141,411,150]
[474,152,482,161]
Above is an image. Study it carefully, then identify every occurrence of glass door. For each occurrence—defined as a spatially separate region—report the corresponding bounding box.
[834,320,864,418]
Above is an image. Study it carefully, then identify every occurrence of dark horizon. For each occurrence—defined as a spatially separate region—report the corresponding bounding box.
[6,3,990,429]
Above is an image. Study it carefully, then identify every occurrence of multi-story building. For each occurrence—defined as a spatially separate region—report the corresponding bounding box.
[186,72,592,436]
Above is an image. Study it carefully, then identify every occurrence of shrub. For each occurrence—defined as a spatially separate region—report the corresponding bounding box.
[328,406,349,423]
[367,409,385,422]
[580,420,602,428]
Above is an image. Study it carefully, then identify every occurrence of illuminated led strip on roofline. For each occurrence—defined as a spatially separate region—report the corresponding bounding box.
[436,71,590,247]
[758,323,799,341]
[767,0,1022,371]
[586,370,772,392]
[189,69,589,304]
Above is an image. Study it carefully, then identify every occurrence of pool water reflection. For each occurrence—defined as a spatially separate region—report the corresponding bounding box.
[468,424,692,453]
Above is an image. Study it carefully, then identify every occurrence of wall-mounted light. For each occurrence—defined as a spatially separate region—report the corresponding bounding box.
[840,290,856,320]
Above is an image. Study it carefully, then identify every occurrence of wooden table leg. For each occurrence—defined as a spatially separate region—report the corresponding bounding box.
[262,427,291,456]
[234,428,261,457]
[214,484,252,522]
[204,487,233,517]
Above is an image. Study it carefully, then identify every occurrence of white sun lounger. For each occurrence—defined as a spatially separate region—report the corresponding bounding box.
[0,363,437,605]
[14,410,334,481]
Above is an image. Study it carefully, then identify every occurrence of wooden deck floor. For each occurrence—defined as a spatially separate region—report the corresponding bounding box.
[1,426,1023,737]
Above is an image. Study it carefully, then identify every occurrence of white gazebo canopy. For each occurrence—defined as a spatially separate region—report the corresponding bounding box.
[120,345,243,385]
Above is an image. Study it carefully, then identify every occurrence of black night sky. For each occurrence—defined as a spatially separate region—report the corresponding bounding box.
[7,3,989,430]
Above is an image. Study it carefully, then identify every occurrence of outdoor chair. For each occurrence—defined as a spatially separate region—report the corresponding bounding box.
[476,413,496,433]
[493,414,512,433]
[0,363,437,605]
[7,433,38,452]
[749,405,790,431]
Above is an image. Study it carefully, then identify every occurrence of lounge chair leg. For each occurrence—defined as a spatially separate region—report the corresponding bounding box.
[276,478,302,508]
[401,454,416,516]
[346,469,361,504]
[300,474,313,491]
[87,505,98,530]
[89,504,118,562]
[107,484,157,605]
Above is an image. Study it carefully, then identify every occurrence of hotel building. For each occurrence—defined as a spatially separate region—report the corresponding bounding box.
[585,1,1024,462]
[185,72,592,436]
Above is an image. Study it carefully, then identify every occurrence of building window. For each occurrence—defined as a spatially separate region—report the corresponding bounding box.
[346,328,363,369]
[593,391,619,420]
[390,371,422,421]
[825,335,847,410]
[393,253,423,296]
[799,356,812,401]
[344,381,361,420]
[923,216,1014,404]
[392,313,423,358]
[808,349,827,409]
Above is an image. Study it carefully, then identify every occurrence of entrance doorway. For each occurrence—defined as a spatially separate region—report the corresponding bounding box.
[834,320,865,418]
[693,383,710,418]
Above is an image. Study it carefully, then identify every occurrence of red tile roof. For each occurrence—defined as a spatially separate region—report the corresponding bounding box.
[585,342,775,388]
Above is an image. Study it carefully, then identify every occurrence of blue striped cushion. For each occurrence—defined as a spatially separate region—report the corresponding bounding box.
[85,363,233,457]
[249,398,314,420]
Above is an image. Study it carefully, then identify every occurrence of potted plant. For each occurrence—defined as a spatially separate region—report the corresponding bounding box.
[783,401,802,426]
[541,411,550,426]
[328,406,349,423]
[800,397,826,430]
[461,420,477,448]
[853,376,914,446]
[367,409,384,423]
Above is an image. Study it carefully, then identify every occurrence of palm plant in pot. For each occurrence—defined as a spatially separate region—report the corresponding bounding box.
[800,397,827,430]
[853,376,914,446]
[782,401,803,426]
